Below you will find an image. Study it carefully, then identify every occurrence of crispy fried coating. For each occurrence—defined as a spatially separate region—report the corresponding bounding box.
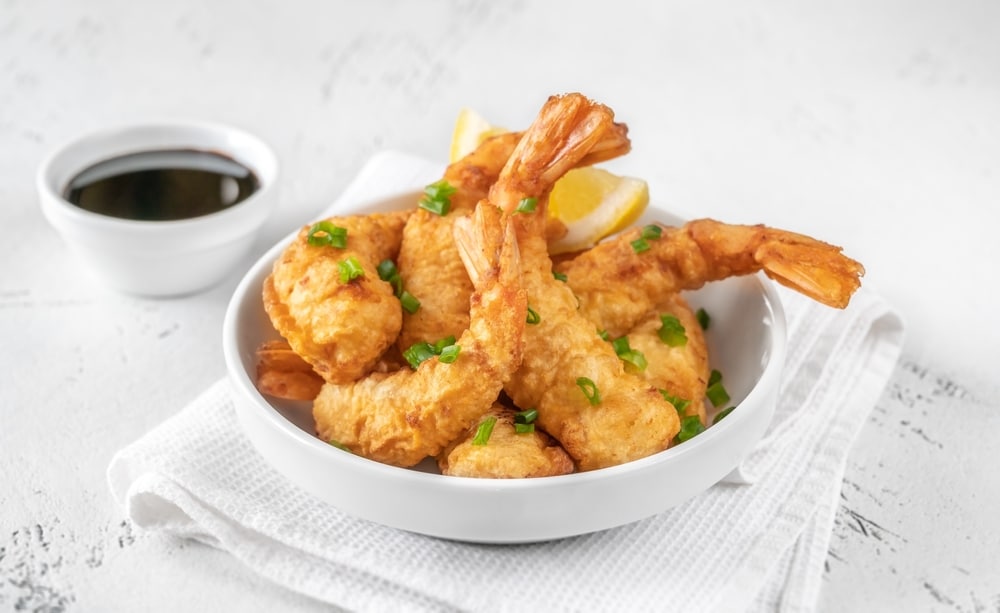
[263,211,411,384]
[493,93,680,471]
[625,294,710,425]
[556,219,864,338]
[312,204,527,467]
[437,406,575,478]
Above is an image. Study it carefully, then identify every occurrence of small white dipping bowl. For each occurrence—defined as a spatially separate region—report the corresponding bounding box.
[37,121,278,297]
[223,192,787,543]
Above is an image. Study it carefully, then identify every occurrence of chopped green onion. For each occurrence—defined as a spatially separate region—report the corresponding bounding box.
[657,314,688,347]
[403,335,460,368]
[675,415,706,443]
[472,416,497,445]
[328,439,352,452]
[640,224,663,240]
[576,377,601,406]
[376,258,397,280]
[399,290,421,314]
[696,307,710,330]
[402,342,437,369]
[338,256,365,283]
[659,390,691,415]
[706,381,731,408]
[630,238,650,253]
[438,343,461,363]
[432,335,457,354]
[514,408,538,424]
[376,259,403,295]
[713,406,736,424]
[515,197,538,213]
[552,271,568,282]
[526,306,540,325]
[597,329,609,341]
[611,336,647,372]
[706,370,730,407]
[514,422,535,434]
[307,221,348,248]
[419,179,456,216]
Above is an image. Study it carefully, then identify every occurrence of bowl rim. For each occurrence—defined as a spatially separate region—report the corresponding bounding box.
[36,119,279,235]
[222,189,789,491]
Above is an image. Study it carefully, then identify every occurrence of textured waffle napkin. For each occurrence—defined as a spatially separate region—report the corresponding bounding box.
[107,151,904,613]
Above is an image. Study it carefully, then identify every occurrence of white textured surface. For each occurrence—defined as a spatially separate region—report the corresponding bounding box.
[2,1,998,611]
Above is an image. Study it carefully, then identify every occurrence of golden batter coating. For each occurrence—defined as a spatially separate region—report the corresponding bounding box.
[438,406,575,478]
[263,211,410,384]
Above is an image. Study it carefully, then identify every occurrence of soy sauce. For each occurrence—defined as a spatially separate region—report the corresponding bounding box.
[65,149,260,221]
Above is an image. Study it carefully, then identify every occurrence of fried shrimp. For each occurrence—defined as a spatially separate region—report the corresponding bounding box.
[556,218,865,338]
[396,116,630,351]
[623,294,710,425]
[437,405,575,478]
[494,93,680,471]
[263,210,411,384]
[311,203,527,467]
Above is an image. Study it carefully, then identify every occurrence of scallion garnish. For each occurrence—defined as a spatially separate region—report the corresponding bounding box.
[610,336,647,371]
[377,258,421,313]
[514,423,535,434]
[328,439,352,452]
[526,306,540,325]
[307,221,348,248]
[472,416,498,445]
[515,408,538,424]
[403,335,460,369]
[706,369,731,407]
[597,329,609,341]
[515,197,538,214]
[432,335,457,354]
[402,342,437,369]
[338,256,365,283]
[630,238,650,253]
[576,377,601,405]
[640,224,663,241]
[552,271,568,282]
[657,314,688,347]
[419,180,456,216]
[713,406,736,424]
[659,390,691,415]
[696,307,710,330]
[438,343,461,364]
[399,291,421,314]
[675,415,706,443]
[376,259,403,295]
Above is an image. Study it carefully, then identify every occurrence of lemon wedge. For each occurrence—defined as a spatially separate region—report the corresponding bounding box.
[547,167,649,253]
[449,108,509,163]
[449,108,649,253]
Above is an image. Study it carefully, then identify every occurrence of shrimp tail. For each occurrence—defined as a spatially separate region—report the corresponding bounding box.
[687,219,865,309]
[492,93,623,214]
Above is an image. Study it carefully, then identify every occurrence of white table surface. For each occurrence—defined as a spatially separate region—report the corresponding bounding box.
[2,1,999,611]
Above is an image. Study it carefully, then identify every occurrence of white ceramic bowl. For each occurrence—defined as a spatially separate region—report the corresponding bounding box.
[223,192,787,543]
[37,121,278,297]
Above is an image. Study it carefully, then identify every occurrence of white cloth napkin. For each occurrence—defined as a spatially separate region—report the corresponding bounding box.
[107,151,905,613]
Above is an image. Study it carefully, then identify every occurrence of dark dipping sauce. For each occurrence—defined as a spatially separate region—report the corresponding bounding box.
[64,149,260,221]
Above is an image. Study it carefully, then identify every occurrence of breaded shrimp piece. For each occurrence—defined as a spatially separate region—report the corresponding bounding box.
[623,294,710,425]
[395,132,524,351]
[397,118,630,351]
[437,406,575,478]
[263,210,412,384]
[555,219,865,339]
[312,203,527,467]
[495,93,680,471]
